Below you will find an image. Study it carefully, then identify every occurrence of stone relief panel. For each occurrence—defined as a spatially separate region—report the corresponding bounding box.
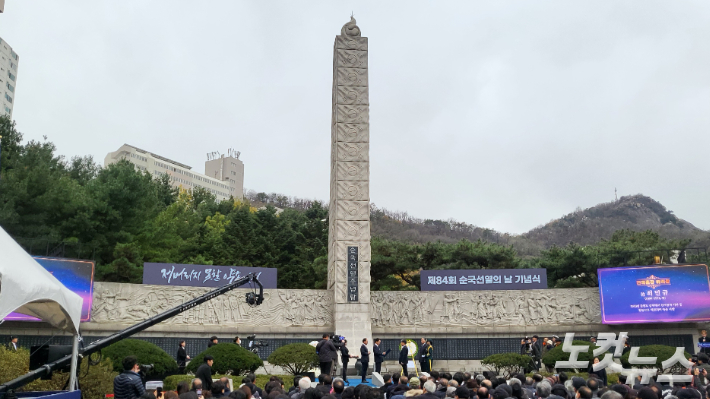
[335,36,368,51]
[336,162,369,182]
[91,283,333,327]
[335,105,369,124]
[335,124,369,143]
[335,200,370,221]
[337,142,369,162]
[336,68,368,87]
[336,181,369,201]
[336,49,368,68]
[336,86,368,105]
[335,220,370,241]
[370,289,601,327]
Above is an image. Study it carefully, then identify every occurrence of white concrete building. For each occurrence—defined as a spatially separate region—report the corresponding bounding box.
[0,36,19,118]
[104,144,244,201]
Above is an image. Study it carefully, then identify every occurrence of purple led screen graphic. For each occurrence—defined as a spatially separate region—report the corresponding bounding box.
[4,257,95,322]
[598,264,710,324]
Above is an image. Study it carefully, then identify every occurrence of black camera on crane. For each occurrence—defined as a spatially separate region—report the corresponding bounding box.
[247,335,268,354]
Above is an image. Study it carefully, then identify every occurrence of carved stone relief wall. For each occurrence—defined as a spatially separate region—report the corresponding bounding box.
[370,288,602,328]
[90,282,334,327]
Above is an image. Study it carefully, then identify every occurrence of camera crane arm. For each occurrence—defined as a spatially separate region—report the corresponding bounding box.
[0,273,265,393]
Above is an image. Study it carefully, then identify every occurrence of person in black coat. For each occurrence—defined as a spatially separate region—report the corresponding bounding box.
[374,339,385,374]
[531,336,542,370]
[399,340,409,377]
[588,357,607,386]
[177,341,190,373]
[316,334,338,376]
[699,330,710,355]
[360,338,371,383]
[340,340,358,382]
[195,355,214,392]
[419,338,430,373]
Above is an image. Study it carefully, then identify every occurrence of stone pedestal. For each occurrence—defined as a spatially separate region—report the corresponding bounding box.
[328,17,372,349]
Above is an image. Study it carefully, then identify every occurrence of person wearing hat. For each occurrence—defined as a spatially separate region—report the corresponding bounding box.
[405,377,424,398]
[399,339,409,377]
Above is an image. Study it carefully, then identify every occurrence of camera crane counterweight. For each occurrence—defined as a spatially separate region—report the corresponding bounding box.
[0,273,265,394]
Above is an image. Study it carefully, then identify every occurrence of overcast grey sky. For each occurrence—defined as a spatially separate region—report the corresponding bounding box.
[2,1,709,234]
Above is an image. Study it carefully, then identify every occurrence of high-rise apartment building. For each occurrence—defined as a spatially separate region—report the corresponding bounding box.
[0,36,19,118]
[104,144,244,201]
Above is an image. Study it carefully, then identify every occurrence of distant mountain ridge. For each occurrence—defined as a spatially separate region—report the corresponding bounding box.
[244,190,710,254]
[522,194,708,248]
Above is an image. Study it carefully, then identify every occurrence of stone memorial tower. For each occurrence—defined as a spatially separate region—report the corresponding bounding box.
[328,17,372,348]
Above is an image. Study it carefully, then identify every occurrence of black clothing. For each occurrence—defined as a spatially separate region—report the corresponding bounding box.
[195,363,213,391]
[374,343,384,373]
[699,336,710,354]
[531,341,542,369]
[113,371,146,399]
[434,388,447,399]
[360,344,370,382]
[316,385,332,396]
[317,339,339,363]
[587,363,607,386]
[418,393,440,399]
[386,383,402,399]
[319,361,333,377]
[208,341,217,348]
[399,346,409,377]
[360,344,370,363]
[419,343,429,372]
[341,345,351,381]
[177,347,188,367]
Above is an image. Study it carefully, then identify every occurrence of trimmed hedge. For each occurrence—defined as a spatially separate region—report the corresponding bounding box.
[102,338,178,376]
[164,374,291,391]
[267,343,319,376]
[185,343,263,375]
[542,340,599,370]
[620,345,690,373]
[481,353,533,378]
[0,346,117,399]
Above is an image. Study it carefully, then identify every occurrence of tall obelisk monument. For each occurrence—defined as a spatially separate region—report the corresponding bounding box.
[328,17,372,348]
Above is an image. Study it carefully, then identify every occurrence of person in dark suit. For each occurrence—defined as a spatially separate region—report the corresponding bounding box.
[399,339,409,377]
[340,340,358,382]
[195,355,214,391]
[177,341,190,373]
[360,338,371,383]
[531,335,542,370]
[699,330,710,355]
[419,338,429,373]
[374,338,384,374]
[7,337,18,351]
[208,336,218,348]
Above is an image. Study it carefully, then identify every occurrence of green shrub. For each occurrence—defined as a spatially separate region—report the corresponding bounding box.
[267,343,319,376]
[542,341,599,370]
[0,346,117,399]
[102,339,178,376]
[164,374,291,391]
[481,353,533,378]
[620,345,690,373]
[185,343,263,375]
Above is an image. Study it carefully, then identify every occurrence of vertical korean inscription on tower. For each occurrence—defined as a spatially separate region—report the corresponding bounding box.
[347,246,358,302]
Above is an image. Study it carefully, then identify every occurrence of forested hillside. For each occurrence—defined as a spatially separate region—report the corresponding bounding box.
[1,116,706,291]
